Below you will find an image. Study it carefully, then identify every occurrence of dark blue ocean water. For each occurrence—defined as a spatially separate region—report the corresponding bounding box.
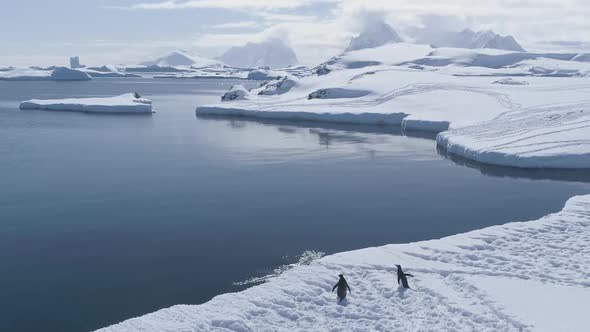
[1,78,589,332]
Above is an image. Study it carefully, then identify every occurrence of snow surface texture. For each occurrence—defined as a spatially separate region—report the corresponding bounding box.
[98,195,590,332]
[197,43,590,168]
[218,39,299,69]
[19,93,153,114]
[0,66,91,81]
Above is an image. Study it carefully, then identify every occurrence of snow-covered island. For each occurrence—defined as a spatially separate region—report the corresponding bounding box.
[197,39,590,169]
[19,93,153,114]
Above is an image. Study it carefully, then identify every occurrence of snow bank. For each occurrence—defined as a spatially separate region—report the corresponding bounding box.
[19,93,153,114]
[98,194,590,332]
[437,103,590,168]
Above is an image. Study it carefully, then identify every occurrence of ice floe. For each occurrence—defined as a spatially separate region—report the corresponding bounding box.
[19,93,153,114]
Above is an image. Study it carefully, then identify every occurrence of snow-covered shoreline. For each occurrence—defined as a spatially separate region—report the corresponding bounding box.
[98,194,590,331]
[196,43,590,169]
[19,93,154,114]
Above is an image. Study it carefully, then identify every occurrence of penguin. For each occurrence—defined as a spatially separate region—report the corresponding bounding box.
[396,265,414,289]
[332,274,351,302]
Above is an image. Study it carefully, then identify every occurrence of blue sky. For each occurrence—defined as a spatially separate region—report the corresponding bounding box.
[1,0,589,67]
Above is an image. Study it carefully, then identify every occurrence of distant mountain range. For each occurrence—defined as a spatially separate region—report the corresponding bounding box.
[346,20,526,53]
[140,50,223,68]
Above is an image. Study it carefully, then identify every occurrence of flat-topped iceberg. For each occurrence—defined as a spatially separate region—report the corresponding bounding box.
[19,93,153,114]
[0,66,91,81]
[97,194,590,331]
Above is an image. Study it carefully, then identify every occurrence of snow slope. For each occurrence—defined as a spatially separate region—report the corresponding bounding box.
[98,194,590,332]
[19,93,153,114]
[218,39,299,69]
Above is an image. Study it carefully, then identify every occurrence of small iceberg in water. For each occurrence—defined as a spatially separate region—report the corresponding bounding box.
[19,93,154,114]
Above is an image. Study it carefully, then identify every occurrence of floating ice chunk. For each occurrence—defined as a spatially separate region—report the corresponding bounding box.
[19,93,153,114]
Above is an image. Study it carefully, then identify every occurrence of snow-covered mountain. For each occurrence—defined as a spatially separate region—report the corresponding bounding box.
[345,21,402,52]
[451,29,525,52]
[218,39,298,69]
[413,28,526,52]
[140,50,223,68]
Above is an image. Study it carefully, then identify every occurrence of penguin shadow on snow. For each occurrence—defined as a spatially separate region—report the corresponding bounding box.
[336,298,350,306]
[397,285,410,299]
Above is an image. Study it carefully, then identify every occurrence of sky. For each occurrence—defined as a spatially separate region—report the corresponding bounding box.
[1,0,589,67]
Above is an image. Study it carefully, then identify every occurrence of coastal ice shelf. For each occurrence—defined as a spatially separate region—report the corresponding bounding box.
[98,194,590,332]
[197,43,590,168]
[19,93,154,114]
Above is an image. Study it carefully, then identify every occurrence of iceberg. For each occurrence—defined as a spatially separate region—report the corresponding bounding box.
[97,194,590,331]
[19,93,153,114]
[0,67,91,81]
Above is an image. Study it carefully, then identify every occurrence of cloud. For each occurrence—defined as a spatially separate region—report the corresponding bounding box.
[211,21,259,29]
[130,0,339,10]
